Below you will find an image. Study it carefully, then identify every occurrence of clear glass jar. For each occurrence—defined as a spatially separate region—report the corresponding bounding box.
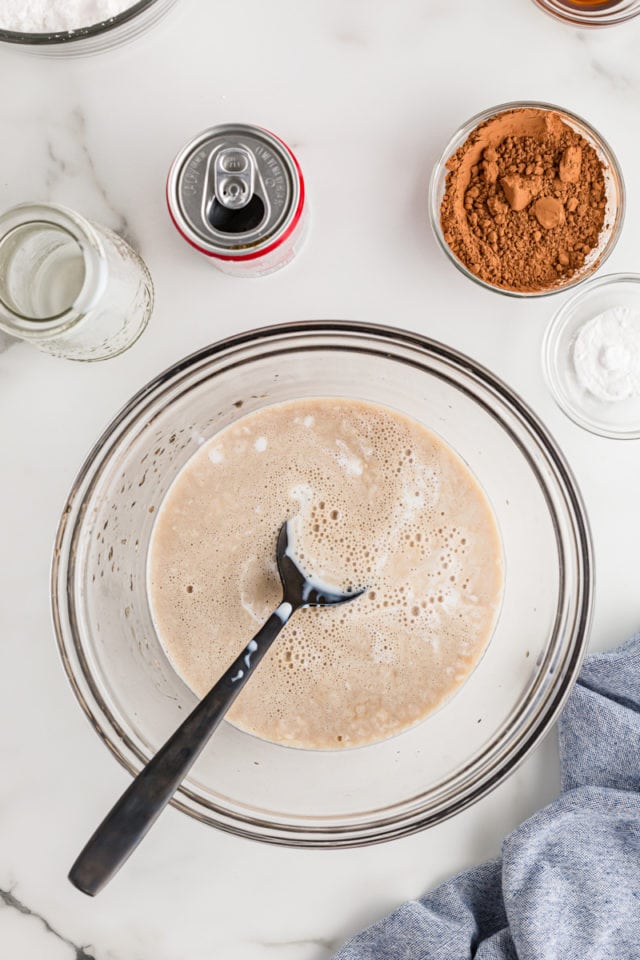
[0,0,178,57]
[531,0,640,26]
[0,203,153,361]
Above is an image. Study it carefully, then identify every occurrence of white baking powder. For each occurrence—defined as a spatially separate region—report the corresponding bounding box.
[0,0,133,32]
[573,306,640,403]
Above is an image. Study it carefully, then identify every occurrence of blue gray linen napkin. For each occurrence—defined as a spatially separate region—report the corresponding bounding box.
[334,634,640,959]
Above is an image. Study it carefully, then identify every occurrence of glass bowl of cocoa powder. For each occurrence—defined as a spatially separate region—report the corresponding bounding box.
[429,101,625,298]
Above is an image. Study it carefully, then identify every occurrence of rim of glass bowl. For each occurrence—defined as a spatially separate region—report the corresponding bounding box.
[531,0,640,27]
[0,0,172,46]
[51,321,593,847]
[428,100,625,300]
[543,272,640,439]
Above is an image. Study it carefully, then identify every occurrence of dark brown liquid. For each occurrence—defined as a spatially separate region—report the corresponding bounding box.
[559,0,621,8]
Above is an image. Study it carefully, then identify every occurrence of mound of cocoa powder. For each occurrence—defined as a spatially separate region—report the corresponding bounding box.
[439,108,610,293]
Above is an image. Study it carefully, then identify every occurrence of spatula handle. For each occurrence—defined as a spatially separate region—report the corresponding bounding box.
[69,603,292,896]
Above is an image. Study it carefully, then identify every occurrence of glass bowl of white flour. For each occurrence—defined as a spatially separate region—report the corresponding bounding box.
[0,0,178,55]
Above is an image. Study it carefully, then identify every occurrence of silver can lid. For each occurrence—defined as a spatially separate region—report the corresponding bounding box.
[167,124,302,258]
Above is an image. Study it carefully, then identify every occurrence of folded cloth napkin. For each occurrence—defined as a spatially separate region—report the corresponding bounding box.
[333,634,640,960]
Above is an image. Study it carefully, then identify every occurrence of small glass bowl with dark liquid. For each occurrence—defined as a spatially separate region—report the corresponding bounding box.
[532,0,640,26]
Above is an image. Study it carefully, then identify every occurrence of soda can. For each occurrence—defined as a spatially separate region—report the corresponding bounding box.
[166,123,307,277]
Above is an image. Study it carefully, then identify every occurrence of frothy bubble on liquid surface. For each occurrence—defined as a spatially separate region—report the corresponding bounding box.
[148,398,504,750]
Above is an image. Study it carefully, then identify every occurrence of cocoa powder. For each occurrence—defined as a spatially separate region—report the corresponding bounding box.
[439,108,609,293]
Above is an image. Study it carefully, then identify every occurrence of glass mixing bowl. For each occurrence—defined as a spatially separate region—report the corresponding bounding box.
[0,0,178,56]
[52,322,593,846]
[429,101,625,299]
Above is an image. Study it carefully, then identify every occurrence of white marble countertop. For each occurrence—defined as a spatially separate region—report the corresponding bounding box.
[1,1,640,956]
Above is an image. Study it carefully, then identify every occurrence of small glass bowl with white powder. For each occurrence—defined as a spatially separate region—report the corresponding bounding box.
[0,0,178,56]
[543,273,640,439]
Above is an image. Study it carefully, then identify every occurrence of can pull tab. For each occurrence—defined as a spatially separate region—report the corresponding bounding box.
[213,147,255,210]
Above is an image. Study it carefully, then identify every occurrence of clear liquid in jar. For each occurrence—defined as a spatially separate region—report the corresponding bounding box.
[0,221,85,320]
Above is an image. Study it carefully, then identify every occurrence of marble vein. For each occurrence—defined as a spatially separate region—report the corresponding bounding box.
[0,887,96,960]
[574,32,637,95]
[45,107,139,250]
[589,58,634,94]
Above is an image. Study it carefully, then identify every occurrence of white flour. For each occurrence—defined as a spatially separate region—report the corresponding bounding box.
[573,306,640,402]
[0,0,133,32]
